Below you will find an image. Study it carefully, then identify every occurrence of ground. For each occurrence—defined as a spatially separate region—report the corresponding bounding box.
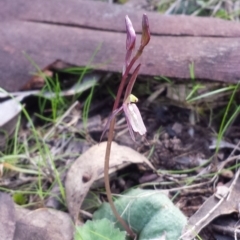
[1,0,240,240]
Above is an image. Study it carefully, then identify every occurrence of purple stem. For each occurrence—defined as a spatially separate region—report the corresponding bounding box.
[124,63,141,102]
[103,14,150,239]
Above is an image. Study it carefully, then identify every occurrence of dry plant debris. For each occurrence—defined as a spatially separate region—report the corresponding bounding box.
[65,141,154,223]
[14,208,73,240]
[0,192,15,240]
[1,1,240,240]
[0,97,23,148]
[0,192,74,240]
[182,168,240,239]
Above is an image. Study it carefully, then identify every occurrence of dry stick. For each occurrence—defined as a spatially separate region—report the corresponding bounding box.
[104,48,143,238]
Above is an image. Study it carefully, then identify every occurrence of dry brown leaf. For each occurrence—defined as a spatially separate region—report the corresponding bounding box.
[181,174,240,239]
[0,97,22,148]
[13,208,74,240]
[65,141,155,223]
[0,192,16,240]
[0,193,74,240]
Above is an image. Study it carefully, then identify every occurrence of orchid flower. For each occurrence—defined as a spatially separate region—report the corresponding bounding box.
[101,64,146,141]
[100,93,146,141]
[100,14,150,142]
[123,94,147,140]
[102,14,150,238]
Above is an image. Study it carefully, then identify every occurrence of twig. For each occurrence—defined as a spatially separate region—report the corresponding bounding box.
[44,101,79,140]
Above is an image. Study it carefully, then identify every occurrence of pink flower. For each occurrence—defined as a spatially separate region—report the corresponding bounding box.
[125,15,136,51]
[123,98,146,141]
[100,15,150,142]
[101,94,146,141]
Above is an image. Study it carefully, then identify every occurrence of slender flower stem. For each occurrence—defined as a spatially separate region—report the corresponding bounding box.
[104,47,145,239]
[103,14,150,239]
[104,121,135,238]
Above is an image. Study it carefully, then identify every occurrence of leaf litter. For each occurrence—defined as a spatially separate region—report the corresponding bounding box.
[0,96,23,148]
[0,46,238,240]
[0,192,16,240]
[2,3,240,240]
[65,141,155,223]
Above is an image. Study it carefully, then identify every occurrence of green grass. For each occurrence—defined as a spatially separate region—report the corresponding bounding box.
[154,62,240,151]
[1,3,240,240]
[0,43,103,208]
[156,0,240,20]
[0,83,98,208]
[151,60,240,237]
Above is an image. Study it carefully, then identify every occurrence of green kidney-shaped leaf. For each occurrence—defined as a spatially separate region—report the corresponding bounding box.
[93,189,187,240]
[75,218,126,240]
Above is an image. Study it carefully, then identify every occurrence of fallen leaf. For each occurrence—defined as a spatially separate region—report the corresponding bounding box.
[0,192,16,240]
[65,141,155,223]
[13,208,74,240]
[0,74,98,148]
[181,173,240,239]
[0,96,22,147]
[0,75,98,99]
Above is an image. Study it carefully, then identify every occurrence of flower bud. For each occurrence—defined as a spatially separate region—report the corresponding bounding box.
[141,14,150,48]
[125,15,136,51]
